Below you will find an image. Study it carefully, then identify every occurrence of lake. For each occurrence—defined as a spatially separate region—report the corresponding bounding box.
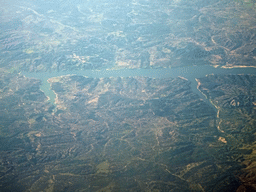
[22,65,256,112]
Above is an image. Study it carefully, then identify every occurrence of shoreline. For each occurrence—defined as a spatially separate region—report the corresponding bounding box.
[221,65,256,69]
[21,65,256,112]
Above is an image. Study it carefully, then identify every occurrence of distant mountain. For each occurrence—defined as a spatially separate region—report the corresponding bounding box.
[1,0,256,72]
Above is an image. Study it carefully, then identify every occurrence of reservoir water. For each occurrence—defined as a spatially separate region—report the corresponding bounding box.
[22,65,256,112]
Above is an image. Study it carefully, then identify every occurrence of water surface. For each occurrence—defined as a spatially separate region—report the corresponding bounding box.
[22,65,256,111]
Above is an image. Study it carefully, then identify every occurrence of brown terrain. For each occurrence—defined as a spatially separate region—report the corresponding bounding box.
[197,74,256,191]
[0,0,256,72]
[1,0,256,191]
[1,68,256,191]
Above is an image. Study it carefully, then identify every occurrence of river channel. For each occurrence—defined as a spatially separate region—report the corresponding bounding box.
[22,65,256,112]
